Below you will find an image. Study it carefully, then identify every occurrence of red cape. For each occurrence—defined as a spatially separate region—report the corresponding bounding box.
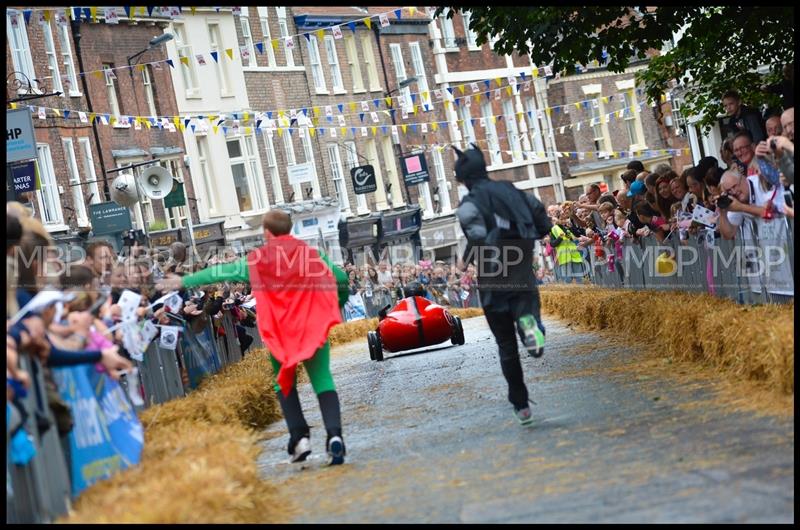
[247,236,342,396]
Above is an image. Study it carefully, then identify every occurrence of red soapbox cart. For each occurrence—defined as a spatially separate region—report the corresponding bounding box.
[367,294,465,362]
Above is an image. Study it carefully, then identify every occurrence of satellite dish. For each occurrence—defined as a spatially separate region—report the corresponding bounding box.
[140,166,175,200]
[110,173,139,207]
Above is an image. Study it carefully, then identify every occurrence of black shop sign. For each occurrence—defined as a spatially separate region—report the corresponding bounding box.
[350,164,376,194]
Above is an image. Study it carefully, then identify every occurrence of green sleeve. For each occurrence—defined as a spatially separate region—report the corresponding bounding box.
[182,257,250,288]
[318,250,349,308]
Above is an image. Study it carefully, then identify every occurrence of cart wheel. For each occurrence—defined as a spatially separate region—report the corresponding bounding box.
[374,331,384,362]
[367,331,377,361]
[451,316,465,346]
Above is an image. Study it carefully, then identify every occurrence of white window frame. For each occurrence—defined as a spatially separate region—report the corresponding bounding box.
[589,98,608,153]
[262,133,284,204]
[389,44,412,110]
[462,11,479,50]
[103,64,128,128]
[78,138,101,205]
[208,23,232,97]
[327,144,351,214]
[481,101,502,166]
[344,35,364,92]
[62,138,89,226]
[361,34,381,92]
[227,135,266,214]
[173,23,200,98]
[408,42,431,110]
[440,10,457,49]
[276,7,294,67]
[35,144,64,227]
[257,7,276,67]
[284,133,303,201]
[7,12,37,91]
[503,99,522,162]
[615,80,647,151]
[142,65,158,117]
[524,97,546,158]
[56,24,80,96]
[308,36,327,93]
[431,148,451,213]
[459,104,476,146]
[343,141,369,213]
[301,132,321,199]
[42,22,63,95]
[240,14,257,68]
[196,135,217,214]
[324,36,345,93]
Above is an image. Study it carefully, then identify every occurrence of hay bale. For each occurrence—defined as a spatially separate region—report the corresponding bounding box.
[62,422,293,524]
[539,285,794,397]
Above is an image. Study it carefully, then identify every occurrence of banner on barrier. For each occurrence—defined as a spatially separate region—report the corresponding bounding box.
[52,364,144,497]
[343,293,367,321]
[180,323,222,389]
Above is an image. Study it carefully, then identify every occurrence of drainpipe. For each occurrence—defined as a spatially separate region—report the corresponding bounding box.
[71,18,110,201]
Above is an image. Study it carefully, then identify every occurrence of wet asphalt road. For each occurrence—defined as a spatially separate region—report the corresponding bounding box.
[256,316,794,523]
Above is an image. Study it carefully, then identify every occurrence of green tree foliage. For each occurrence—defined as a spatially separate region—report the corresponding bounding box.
[435,7,794,130]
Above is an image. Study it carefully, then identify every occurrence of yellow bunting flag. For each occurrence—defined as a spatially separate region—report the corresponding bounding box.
[491,116,496,125]
[602,96,609,104]
[364,18,372,30]
[575,102,581,110]
[10,103,17,109]
[371,126,377,136]
[243,112,249,122]
[144,120,151,129]
[278,111,285,119]
[208,115,217,123]
[179,123,185,132]
[190,7,196,16]
[458,85,465,94]
[277,128,283,137]
[53,109,60,117]
[495,77,502,87]
[412,105,418,115]
[90,7,98,22]
[180,56,189,66]
[89,113,96,122]
[245,127,252,135]
[385,97,393,107]
[401,124,408,134]
[409,7,416,16]
[43,10,51,22]
[93,70,104,80]
[431,122,438,131]
[225,48,233,60]
[475,93,481,103]
[173,117,180,128]
[316,29,325,40]
[422,91,429,102]
[444,100,451,109]
[340,127,347,136]
[545,107,552,116]
[660,94,667,103]
[349,102,357,112]
[213,125,219,134]
[139,7,146,16]
[506,86,512,96]
[109,116,116,125]
[272,39,279,51]
[309,128,315,137]
[313,106,321,117]
[137,64,146,72]
[532,67,539,78]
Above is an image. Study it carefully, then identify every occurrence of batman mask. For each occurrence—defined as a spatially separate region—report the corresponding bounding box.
[453,144,488,184]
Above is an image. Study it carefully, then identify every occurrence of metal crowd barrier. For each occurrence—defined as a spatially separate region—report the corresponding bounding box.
[578,220,794,305]
[7,310,249,523]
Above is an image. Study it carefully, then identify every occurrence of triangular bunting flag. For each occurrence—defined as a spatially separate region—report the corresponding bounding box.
[146,6,154,17]
[225,48,233,60]
[316,29,324,40]
[348,21,356,33]
[374,99,380,109]
[256,42,263,54]
[371,126,377,136]
[394,9,402,19]
[401,124,407,134]
[364,18,372,30]
[124,6,131,18]
[410,124,417,133]
[359,113,365,123]
[211,51,219,62]
[63,110,70,119]
[180,56,189,66]
[304,33,311,42]
[166,59,174,68]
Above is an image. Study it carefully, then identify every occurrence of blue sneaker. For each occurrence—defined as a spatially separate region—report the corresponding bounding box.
[327,436,346,466]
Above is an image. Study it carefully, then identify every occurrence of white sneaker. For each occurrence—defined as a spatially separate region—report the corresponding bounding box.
[290,436,311,463]
[327,436,346,466]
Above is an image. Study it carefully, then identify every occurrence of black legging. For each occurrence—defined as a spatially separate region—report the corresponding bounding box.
[482,292,540,409]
